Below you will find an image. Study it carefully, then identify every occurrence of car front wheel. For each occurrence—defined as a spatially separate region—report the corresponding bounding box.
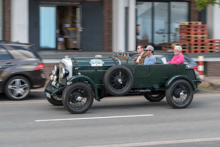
[62,82,94,114]
[166,79,194,108]
[4,76,30,100]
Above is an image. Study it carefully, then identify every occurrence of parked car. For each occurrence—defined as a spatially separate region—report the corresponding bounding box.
[0,41,46,100]
[45,54,201,114]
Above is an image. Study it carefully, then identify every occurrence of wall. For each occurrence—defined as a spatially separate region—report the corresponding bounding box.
[206,61,220,76]
[190,0,200,21]
[0,0,3,40]
[103,0,112,51]
[113,0,136,52]
[4,0,11,40]
[11,0,29,43]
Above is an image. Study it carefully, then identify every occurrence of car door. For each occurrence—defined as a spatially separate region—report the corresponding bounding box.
[0,46,15,91]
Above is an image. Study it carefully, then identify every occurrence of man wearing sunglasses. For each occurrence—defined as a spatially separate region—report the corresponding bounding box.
[144,45,156,65]
[133,45,148,64]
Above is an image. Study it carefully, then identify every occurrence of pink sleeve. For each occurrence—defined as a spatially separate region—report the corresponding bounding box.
[168,54,184,65]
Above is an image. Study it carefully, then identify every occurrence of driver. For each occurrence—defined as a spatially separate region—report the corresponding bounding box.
[133,45,148,64]
[144,45,156,65]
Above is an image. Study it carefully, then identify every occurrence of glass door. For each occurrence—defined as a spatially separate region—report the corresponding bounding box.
[170,2,189,42]
[40,6,56,49]
[136,2,152,47]
[153,2,168,45]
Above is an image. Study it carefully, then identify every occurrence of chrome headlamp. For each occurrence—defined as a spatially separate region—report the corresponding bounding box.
[50,75,54,80]
[53,75,58,81]
[59,67,69,79]
[52,65,59,75]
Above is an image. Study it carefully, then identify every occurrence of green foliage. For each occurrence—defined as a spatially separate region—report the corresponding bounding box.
[195,0,220,11]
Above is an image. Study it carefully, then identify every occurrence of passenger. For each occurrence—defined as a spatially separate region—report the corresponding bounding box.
[133,45,148,64]
[144,45,156,65]
[168,45,184,65]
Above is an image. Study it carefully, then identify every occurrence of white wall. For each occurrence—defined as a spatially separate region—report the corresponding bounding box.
[112,0,136,52]
[11,0,29,43]
[213,4,220,39]
[207,4,220,39]
[0,0,3,40]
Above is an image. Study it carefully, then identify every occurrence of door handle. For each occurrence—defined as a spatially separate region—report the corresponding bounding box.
[4,62,14,66]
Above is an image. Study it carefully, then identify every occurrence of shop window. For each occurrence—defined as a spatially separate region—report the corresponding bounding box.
[136,2,152,47]
[170,2,189,42]
[136,1,189,47]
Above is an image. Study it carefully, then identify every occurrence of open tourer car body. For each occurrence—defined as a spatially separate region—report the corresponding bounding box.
[45,55,201,114]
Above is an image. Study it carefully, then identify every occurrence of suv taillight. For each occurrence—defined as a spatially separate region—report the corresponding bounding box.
[192,66,198,72]
[34,63,44,70]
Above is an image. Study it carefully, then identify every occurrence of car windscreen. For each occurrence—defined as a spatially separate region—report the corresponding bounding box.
[9,45,40,58]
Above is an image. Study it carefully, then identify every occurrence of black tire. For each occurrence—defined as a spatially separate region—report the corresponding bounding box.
[144,91,165,102]
[62,82,94,114]
[103,65,134,96]
[45,81,63,106]
[4,76,30,100]
[166,79,194,108]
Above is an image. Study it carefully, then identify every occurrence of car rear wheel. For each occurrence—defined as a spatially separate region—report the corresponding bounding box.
[62,82,94,114]
[144,91,165,102]
[104,65,134,96]
[45,81,62,106]
[166,79,194,108]
[4,76,30,100]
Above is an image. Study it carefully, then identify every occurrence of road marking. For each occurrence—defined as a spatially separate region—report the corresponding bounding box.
[81,137,220,147]
[35,114,154,122]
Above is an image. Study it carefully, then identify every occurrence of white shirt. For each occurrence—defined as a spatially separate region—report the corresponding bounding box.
[136,52,144,62]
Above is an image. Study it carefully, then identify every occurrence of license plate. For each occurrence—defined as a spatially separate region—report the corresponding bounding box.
[46,92,51,98]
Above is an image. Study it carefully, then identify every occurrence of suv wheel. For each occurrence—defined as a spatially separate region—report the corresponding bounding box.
[4,76,30,100]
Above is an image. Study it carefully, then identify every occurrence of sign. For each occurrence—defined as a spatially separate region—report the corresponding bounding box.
[89,59,104,66]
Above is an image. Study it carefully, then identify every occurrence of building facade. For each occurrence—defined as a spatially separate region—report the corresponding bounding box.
[2,0,220,76]
[3,0,203,52]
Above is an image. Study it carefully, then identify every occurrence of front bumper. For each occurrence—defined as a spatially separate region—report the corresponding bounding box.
[44,80,66,96]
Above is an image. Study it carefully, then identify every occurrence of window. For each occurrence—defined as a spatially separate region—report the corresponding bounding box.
[0,47,12,60]
[10,45,39,58]
[136,2,189,46]
[136,2,152,47]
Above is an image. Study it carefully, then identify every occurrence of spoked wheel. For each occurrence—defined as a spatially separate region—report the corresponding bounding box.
[144,90,165,102]
[166,79,194,108]
[62,82,94,114]
[45,81,62,106]
[104,65,133,96]
[4,76,30,100]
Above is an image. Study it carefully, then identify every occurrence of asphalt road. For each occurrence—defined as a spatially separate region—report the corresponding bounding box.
[0,91,220,147]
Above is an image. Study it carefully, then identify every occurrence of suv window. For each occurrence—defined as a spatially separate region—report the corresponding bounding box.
[10,45,39,58]
[0,46,13,60]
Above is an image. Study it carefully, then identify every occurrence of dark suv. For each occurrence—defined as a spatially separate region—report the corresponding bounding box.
[0,41,46,100]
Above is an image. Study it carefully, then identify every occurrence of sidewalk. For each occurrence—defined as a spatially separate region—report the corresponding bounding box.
[31,77,220,93]
[198,77,220,91]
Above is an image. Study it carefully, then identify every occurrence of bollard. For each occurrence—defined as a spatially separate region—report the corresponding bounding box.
[198,56,204,80]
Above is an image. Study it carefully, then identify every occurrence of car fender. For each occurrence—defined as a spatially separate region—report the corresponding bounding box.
[165,75,198,91]
[67,75,100,101]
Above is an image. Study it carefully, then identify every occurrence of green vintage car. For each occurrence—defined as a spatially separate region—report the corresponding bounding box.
[44,55,201,114]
